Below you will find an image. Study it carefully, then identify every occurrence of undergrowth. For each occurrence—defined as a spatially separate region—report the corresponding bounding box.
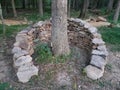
[99,26,120,51]
[35,43,71,64]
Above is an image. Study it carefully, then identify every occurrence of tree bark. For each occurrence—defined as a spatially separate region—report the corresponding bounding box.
[11,0,17,17]
[68,0,71,17]
[113,0,120,23]
[51,0,70,56]
[79,0,89,18]
[107,0,114,12]
[0,4,6,38]
[38,0,43,16]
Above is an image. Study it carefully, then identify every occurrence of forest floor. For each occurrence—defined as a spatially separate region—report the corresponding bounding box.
[0,34,120,90]
[0,16,120,90]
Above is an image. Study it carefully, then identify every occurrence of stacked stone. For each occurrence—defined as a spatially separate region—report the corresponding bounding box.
[68,19,92,51]
[68,18,108,80]
[12,19,108,82]
[11,22,43,83]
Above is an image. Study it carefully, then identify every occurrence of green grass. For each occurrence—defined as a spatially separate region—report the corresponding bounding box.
[0,24,28,38]
[0,82,14,90]
[99,26,120,51]
[35,43,71,64]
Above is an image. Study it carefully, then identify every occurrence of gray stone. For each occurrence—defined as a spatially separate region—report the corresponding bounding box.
[93,33,101,38]
[33,21,43,28]
[12,47,21,54]
[16,34,29,42]
[85,65,104,80]
[13,50,29,59]
[14,42,20,47]
[88,27,98,34]
[90,55,106,69]
[17,64,38,83]
[84,23,91,28]
[92,50,108,56]
[97,45,107,51]
[14,55,32,67]
[92,38,105,45]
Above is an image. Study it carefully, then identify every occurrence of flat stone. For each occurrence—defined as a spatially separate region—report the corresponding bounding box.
[28,47,34,55]
[33,21,43,28]
[17,64,38,83]
[97,45,107,51]
[16,34,29,42]
[13,50,29,59]
[12,47,21,54]
[14,42,20,47]
[27,28,36,36]
[93,33,101,38]
[19,30,28,34]
[14,55,32,67]
[85,65,104,80]
[90,55,106,69]
[92,50,108,56]
[88,27,98,34]
[19,40,31,50]
[92,38,105,45]
[84,23,91,28]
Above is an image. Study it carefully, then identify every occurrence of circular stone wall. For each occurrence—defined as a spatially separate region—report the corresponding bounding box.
[12,18,108,83]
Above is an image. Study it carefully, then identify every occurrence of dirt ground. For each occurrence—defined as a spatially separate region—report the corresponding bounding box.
[0,19,110,27]
[0,19,28,26]
[0,35,120,90]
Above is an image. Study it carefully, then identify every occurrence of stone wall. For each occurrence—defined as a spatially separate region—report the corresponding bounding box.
[12,18,108,83]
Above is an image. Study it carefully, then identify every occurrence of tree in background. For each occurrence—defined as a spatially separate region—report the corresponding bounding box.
[113,0,120,23]
[11,0,17,17]
[68,0,71,17]
[38,0,43,16]
[107,0,114,12]
[51,0,70,56]
[79,0,89,18]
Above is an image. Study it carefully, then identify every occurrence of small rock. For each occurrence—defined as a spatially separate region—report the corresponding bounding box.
[85,65,104,80]
[14,55,32,67]
[27,28,36,36]
[33,21,43,28]
[88,27,98,34]
[97,45,107,51]
[12,47,21,54]
[19,40,31,50]
[92,38,105,45]
[17,64,38,83]
[90,55,106,69]
[93,33,101,38]
[13,50,29,59]
[19,30,28,34]
[14,42,20,47]
[92,50,108,56]
[84,23,91,28]
[28,47,34,55]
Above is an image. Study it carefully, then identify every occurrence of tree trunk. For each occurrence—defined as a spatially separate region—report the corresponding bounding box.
[113,0,120,23]
[51,0,70,56]
[79,0,89,18]
[11,0,17,17]
[38,0,43,16]
[0,4,6,38]
[68,0,71,17]
[107,0,114,12]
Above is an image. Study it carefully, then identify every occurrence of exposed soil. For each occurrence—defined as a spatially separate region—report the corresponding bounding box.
[0,34,120,90]
[0,19,28,26]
